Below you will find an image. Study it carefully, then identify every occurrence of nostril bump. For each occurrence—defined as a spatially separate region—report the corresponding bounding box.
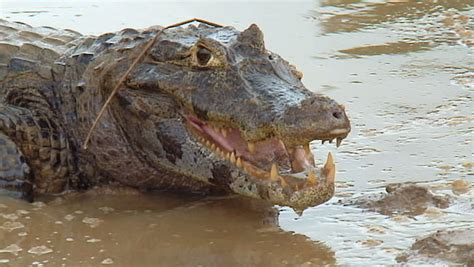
[332,111,343,119]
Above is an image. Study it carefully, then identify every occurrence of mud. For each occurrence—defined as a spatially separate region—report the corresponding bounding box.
[0,190,335,266]
[397,228,474,265]
[348,183,451,216]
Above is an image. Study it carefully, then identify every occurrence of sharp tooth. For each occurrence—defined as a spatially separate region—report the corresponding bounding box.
[211,143,216,151]
[216,147,221,156]
[230,152,236,164]
[280,177,288,188]
[221,128,228,137]
[324,152,336,184]
[324,152,334,167]
[205,140,211,147]
[225,152,230,160]
[236,157,242,168]
[303,143,315,166]
[340,104,345,111]
[336,138,342,148]
[327,167,335,184]
[304,143,311,155]
[308,170,317,185]
[248,142,255,153]
[270,163,279,181]
[279,139,286,148]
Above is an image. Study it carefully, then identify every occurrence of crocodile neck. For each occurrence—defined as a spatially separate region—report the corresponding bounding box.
[0,21,110,191]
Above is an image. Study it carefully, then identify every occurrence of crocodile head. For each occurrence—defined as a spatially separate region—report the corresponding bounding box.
[97,23,350,211]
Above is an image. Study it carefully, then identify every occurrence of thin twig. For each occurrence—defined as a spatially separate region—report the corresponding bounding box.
[83,18,223,150]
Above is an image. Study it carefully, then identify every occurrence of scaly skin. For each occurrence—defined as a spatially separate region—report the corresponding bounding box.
[0,19,350,210]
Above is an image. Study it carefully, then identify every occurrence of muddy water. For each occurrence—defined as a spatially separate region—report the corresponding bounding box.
[1,0,473,266]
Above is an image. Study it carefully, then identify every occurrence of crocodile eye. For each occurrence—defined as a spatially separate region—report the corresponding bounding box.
[191,44,224,68]
[196,47,213,66]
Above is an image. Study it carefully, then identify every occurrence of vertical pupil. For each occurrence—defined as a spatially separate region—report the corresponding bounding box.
[196,48,212,65]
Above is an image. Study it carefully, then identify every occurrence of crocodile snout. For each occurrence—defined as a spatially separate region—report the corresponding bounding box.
[329,104,350,134]
[276,94,351,147]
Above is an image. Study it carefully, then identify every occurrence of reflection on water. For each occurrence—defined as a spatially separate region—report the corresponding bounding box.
[1,0,473,265]
[318,0,472,34]
[0,193,334,266]
[318,0,473,56]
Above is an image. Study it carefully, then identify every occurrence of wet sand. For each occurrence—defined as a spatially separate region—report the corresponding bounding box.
[1,0,473,265]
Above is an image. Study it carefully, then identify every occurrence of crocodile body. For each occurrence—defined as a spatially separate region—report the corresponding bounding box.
[0,19,350,210]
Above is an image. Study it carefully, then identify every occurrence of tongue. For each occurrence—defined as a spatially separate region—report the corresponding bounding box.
[202,125,234,152]
[197,119,312,173]
[202,125,291,170]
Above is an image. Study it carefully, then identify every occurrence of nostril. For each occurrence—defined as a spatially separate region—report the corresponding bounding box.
[332,111,343,119]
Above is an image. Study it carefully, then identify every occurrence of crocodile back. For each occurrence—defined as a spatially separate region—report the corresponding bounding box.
[0,19,83,86]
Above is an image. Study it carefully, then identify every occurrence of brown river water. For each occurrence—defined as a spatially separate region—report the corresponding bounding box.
[0,0,473,266]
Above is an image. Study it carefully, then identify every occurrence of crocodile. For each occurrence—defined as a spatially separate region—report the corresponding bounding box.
[0,19,350,211]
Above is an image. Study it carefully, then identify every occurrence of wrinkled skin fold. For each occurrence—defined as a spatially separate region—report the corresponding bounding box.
[0,19,350,211]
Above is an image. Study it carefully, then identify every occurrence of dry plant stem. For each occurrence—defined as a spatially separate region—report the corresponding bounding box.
[82,18,224,150]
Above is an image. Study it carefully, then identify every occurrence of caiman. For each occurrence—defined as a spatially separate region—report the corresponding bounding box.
[0,19,350,211]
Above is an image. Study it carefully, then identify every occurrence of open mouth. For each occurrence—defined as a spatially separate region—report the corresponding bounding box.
[186,115,349,191]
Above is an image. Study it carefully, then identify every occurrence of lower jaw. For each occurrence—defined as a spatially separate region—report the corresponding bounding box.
[229,171,335,213]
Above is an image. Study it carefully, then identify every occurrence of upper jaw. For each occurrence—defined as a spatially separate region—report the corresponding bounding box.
[185,115,350,209]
